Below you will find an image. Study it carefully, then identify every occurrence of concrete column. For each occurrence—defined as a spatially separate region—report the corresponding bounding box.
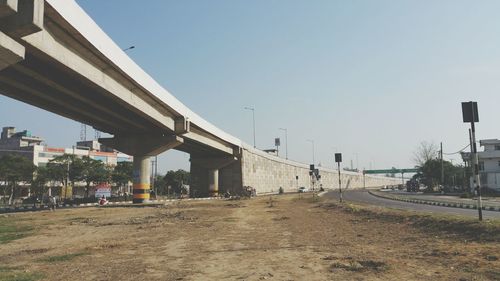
[208,169,219,197]
[133,155,150,204]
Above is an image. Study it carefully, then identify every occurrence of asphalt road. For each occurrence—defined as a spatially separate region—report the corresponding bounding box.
[324,189,500,220]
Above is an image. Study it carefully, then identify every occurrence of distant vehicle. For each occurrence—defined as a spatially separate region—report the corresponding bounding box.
[298,187,309,193]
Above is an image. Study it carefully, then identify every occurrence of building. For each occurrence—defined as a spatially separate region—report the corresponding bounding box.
[0,126,133,198]
[462,139,500,192]
[0,127,132,167]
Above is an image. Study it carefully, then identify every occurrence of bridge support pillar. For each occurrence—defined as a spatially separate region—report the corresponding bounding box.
[190,156,240,197]
[133,155,151,203]
[208,169,219,197]
[99,134,184,203]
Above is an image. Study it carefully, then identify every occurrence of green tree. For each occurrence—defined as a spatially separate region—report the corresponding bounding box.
[164,169,190,195]
[80,157,111,198]
[153,175,166,195]
[112,162,133,194]
[31,166,50,202]
[414,159,467,192]
[48,154,83,200]
[0,154,35,205]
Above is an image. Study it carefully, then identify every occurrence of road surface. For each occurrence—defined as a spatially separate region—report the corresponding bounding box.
[324,189,500,220]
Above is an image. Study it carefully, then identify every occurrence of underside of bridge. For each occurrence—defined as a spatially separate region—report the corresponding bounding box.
[0,0,243,202]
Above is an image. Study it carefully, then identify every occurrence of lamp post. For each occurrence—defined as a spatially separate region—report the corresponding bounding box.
[279,128,288,160]
[307,139,315,165]
[354,152,359,171]
[244,107,256,148]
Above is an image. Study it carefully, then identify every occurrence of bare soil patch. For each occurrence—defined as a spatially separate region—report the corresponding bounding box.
[0,195,499,280]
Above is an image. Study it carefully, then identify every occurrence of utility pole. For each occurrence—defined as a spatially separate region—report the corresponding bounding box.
[440,142,444,189]
[80,124,87,141]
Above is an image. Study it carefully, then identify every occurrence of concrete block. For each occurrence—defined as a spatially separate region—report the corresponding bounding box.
[0,30,24,70]
[0,0,17,18]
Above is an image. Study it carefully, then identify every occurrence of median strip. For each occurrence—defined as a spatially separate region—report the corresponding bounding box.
[368,191,500,212]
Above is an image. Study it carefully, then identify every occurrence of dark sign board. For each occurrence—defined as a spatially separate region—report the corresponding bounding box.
[461,101,479,123]
[335,153,342,163]
[309,164,315,171]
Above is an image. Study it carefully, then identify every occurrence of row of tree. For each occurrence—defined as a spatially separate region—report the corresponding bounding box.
[412,141,470,192]
[0,153,192,204]
[0,153,133,205]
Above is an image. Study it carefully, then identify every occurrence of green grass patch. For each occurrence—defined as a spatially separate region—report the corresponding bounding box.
[0,266,43,281]
[0,218,34,244]
[38,252,88,263]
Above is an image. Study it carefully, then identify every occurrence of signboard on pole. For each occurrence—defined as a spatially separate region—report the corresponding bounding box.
[275,138,280,147]
[461,101,479,123]
[335,153,342,163]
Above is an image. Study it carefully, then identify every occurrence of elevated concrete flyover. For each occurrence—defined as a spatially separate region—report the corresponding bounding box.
[0,0,240,203]
[0,0,399,202]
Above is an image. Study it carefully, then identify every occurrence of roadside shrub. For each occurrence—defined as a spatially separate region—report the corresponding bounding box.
[278,187,284,194]
[460,192,473,199]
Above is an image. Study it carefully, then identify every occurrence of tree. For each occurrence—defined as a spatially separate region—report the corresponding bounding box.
[164,169,190,195]
[48,154,83,200]
[31,166,50,201]
[80,157,111,198]
[414,159,468,192]
[0,154,35,205]
[112,162,133,194]
[153,175,166,195]
[413,141,439,166]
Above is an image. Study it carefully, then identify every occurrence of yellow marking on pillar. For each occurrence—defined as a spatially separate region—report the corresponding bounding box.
[133,183,150,189]
[133,193,150,199]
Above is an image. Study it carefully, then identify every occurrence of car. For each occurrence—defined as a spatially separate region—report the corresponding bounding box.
[298,187,309,193]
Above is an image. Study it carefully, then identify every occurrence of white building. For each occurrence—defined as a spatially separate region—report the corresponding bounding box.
[0,127,132,167]
[463,139,500,191]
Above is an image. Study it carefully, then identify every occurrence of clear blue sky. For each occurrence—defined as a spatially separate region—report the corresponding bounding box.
[2,0,500,172]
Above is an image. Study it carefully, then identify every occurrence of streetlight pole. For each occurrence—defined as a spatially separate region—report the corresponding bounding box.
[307,139,315,165]
[279,128,288,160]
[244,107,256,148]
[354,152,359,171]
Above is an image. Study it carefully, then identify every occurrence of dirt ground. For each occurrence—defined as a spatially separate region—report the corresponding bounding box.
[1,194,500,281]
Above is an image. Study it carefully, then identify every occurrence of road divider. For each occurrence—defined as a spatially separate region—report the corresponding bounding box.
[368,190,500,212]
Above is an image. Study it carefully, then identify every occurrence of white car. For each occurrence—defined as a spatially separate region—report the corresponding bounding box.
[298,187,309,193]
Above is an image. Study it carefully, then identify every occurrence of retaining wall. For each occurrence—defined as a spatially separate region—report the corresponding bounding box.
[241,145,401,194]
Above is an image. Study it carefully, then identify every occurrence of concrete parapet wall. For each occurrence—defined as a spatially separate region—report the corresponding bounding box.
[241,145,400,194]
